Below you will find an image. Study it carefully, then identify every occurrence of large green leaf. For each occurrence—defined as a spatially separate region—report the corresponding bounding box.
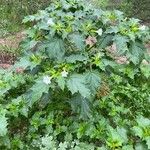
[116,127,128,143]
[26,78,50,106]
[70,94,91,119]
[69,33,85,51]
[14,51,42,71]
[67,74,90,98]
[21,38,38,50]
[98,34,113,49]
[128,42,145,64]
[107,126,128,147]
[113,35,129,55]
[84,71,101,95]
[133,126,143,138]
[56,77,66,90]
[45,37,65,61]
[15,56,37,70]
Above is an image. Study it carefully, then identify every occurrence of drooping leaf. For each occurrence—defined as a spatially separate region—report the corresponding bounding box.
[21,39,38,50]
[113,35,129,55]
[39,93,51,108]
[69,33,85,51]
[116,127,128,143]
[45,37,65,61]
[128,42,146,64]
[26,77,50,106]
[98,34,113,49]
[70,94,91,119]
[14,53,41,71]
[57,77,66,90]
[14,56,34,70]
[84,71,101,95]
[133,126,143,138]
[67,74,90,98]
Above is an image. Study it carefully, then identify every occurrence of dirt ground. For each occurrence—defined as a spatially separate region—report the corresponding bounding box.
[0,32,25,68]
[0,31,25,49]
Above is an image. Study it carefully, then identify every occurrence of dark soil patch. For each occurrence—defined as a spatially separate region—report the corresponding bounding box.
[0,52,16,64]
[0,31,25,68]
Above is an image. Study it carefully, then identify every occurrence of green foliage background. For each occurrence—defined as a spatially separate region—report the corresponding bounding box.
[0,0,150,37]
[121,0,150,21]
[0,0,51,36]
[91,0,150,21]
[0,0,150,149]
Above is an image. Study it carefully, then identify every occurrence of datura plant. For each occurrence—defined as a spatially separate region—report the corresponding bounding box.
[0,0,150,149]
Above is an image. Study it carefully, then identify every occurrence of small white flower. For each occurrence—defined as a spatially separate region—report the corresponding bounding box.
[97,52,101,58]
[96,28,103,36]
[43,76,52,85]
[61,70,68,78]
[139,25,146,31]
[47,18,55,26]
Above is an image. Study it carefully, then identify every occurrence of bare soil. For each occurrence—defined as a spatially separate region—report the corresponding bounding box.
[0,32,25,67]
[0,31,25,49]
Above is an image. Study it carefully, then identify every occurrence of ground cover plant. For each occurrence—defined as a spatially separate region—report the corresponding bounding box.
[0,0,150,149]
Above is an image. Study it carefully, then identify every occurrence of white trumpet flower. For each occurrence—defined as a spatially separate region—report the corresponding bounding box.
[43,76,52,85]
[61,70,68,78]
[96,28,103,36]
[47,18,55,26]
[139,25,146,31]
